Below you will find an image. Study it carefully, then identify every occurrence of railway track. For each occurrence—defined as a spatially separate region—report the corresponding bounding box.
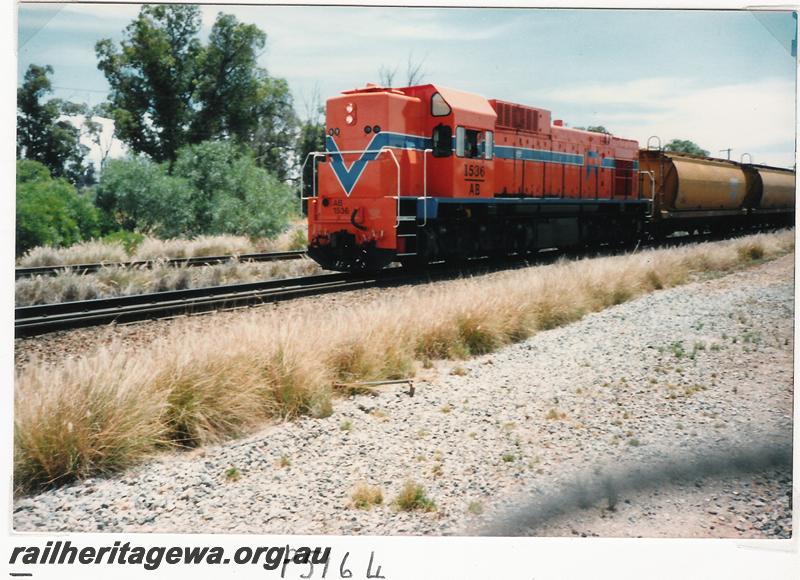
[15,270,383,337]
[15,250,562,338]
[14,250,307,279]
[13,230,757,338]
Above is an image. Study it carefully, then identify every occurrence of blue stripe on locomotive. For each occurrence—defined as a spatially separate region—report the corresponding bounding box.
[413,196,650,220]
[325,132,638,196]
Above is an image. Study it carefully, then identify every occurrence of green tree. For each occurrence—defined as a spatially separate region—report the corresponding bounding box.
[664,139,709,157]
[96,6,297,174]
[94,157,194,237]
[172,140,294,237]
[17,64,91,185]
[574,125,610,134]
[249,77,297,181]
[96,4,201,164]
[16,160,101,255]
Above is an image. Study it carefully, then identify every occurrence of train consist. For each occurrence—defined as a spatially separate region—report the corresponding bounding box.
[304,83,795,271]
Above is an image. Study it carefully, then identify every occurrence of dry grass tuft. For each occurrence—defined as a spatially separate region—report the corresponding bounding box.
[324,305,415,382]
[133,235,257,260]
[17,220,308,267]
[156,352,269,446]
[467,500,484,515]
[350,483,384,510]
[736,239,766,262]
[13,230,794,493]
[394,480,436,512]
[15,258,323,307]
[18,240,129,267]
[14,352,168,493]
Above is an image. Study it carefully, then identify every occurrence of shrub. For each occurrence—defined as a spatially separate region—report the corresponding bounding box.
[94,157,194,238]
[16,160,101,255]
[102,231,146,255]
[172,140,294,238]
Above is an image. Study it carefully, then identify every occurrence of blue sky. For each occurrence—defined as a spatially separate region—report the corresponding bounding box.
[16,3,798,167]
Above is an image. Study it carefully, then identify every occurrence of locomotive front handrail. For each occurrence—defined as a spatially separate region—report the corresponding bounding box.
[299,151,324,213]
[420,148,432,227]
[300,148,402,227]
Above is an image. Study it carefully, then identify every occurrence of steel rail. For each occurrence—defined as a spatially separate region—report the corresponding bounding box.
[15,250,307,279]
[15,271,364,337]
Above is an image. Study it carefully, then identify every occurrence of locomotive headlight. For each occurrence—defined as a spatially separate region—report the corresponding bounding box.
[345,103,355,114]
[345,114,355,125]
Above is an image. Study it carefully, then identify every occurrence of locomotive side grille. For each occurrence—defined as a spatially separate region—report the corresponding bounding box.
[491,100,544,133]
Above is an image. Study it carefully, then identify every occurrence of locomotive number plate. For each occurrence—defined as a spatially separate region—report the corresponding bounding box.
[464,163,485,196]
[331,199,350,215]
[464,164,485,179]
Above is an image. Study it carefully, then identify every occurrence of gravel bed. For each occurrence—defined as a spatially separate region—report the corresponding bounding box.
[13,255,794,537]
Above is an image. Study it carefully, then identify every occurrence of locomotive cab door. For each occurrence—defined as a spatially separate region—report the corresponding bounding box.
[423,87,498,199]
[455,126,494,198]
[432,124,452,158]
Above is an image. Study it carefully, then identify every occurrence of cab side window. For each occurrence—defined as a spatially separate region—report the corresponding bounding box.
[432,124,452,158]
[456,126,481,159]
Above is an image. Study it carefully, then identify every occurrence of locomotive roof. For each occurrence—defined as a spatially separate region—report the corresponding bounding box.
[342,83,497,127]
[431,85,497,122]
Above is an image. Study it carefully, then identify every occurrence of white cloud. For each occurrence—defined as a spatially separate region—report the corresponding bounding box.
[539,77,796,167]
[46,4,141,32]
[19,44,96,63]
[199,5,512,53]
[540,77,691,107]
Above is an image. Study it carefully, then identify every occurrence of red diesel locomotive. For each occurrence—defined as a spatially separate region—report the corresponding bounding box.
[304,83,793,271]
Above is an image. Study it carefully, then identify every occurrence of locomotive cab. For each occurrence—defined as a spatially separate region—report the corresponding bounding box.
[424,88,497,200]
